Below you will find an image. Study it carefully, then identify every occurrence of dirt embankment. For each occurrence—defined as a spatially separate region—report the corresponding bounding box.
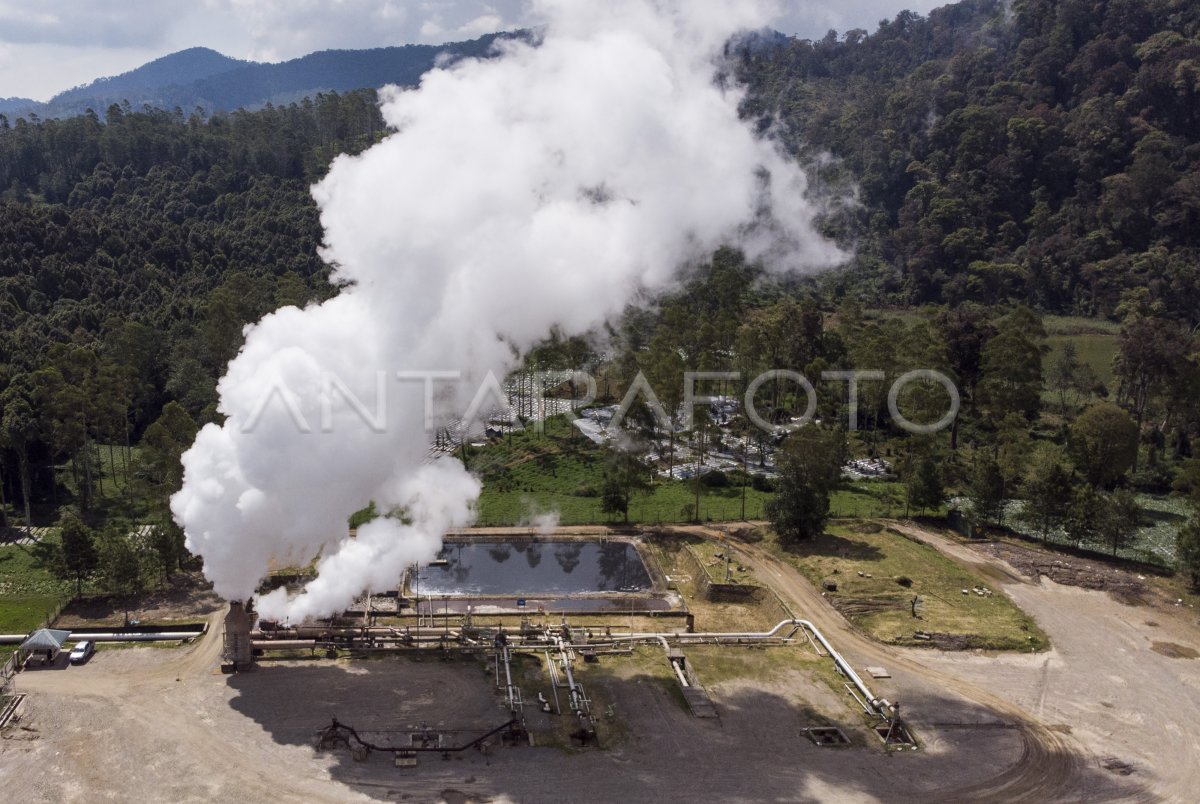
[972,541,1150,605]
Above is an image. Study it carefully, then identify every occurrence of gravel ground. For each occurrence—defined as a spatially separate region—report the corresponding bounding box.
[1,618,1029,803]
[4,524,1199,802]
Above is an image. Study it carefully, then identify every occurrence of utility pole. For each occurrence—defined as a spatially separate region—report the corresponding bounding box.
[741,438,748,520]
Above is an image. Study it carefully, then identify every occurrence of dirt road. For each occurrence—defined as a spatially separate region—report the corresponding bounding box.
[887,522,1200,802]
[715,529,1095,801]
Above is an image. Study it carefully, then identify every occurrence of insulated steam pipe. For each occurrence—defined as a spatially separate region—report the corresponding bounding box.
[795,620,882,712]
[249,618,882,717]
[500,646,519,711]
[556,639,584,714]
[0,632,202,644]
[607,620,884,715]
[671,658,690,688]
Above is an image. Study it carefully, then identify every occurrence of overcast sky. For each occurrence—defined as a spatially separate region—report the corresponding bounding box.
[0,1,948,101]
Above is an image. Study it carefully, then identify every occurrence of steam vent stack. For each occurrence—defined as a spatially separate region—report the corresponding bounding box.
[223,600,254,672]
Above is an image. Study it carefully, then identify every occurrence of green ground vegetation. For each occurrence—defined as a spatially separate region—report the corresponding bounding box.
[829,481,911,518]
[471,420,775,526]
[682,643,819,685]
[1041,316,1121,336]
[1043,334,1118,391]
[51,444,146,518]
[770,522,1049,651]
[0,535,69,598]
[994,492,1193,566]
[0,536,73,661]
[685,539,759,586]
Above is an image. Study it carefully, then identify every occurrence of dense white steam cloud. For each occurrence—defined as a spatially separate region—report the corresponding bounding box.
[171,0,845,622]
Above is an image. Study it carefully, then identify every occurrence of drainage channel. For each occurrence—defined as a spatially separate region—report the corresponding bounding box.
[0,693,26,728]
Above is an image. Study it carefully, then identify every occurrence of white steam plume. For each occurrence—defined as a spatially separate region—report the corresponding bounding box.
[519,499,561,536]
[171,0,845,622]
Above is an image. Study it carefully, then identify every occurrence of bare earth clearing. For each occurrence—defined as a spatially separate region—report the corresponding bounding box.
[55,571,225,628]
[3,524,1199,802]
[972,539,1152,604]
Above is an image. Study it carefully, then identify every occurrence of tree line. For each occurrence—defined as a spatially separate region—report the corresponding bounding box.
[586,251,1196,579]
[0,92,384,537]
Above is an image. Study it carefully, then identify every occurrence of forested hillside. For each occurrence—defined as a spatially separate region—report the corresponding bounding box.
[5,34,510,120]
[0,0,1197,577]
[0,91,385,525]
[740,0,1200,321]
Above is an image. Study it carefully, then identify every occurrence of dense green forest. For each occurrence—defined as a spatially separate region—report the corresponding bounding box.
[740,0,1200,321]
[0,90,385,526]
[0,0,1197,580]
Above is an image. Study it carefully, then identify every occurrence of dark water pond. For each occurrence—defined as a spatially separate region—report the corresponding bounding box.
[413,540,652,596]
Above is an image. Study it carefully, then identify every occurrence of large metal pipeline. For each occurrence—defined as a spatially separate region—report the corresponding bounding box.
[556,638,585,714]
[655,635,690,687]
[0,632,202,644]
[625,619,802,641]
[670,657,690,688]
[248,617,884,717]
[499,645,520,712]
[318,716,518,754]
[794,620,884,713]
[605,620,885,716]
[250,640,322,650]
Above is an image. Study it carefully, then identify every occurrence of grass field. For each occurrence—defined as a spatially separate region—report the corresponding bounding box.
[471,417,912,526]
[829,481,911,518]
[770,522,1048,651]
[682,644,822,684]
[477,482,775,526]
[686,539,759,586]
[644,535,779,633]
[476,459,903,526]
[1042,315,1120,336]
[0,535,69,598]
[1040,316,1118,408]
[0,536,72,660]
[1043,333,1118,389]
[0,595,64,629]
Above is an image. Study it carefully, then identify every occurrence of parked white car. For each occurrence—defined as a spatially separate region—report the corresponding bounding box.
[68,641,95,664]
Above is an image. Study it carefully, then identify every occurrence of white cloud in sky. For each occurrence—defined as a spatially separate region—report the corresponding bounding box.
[0,1,180,48]
[1,43,166,100]
[457,13,505,37]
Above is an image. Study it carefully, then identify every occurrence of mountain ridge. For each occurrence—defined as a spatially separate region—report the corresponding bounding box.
[1,33,513,120]
[0,97,36,115]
